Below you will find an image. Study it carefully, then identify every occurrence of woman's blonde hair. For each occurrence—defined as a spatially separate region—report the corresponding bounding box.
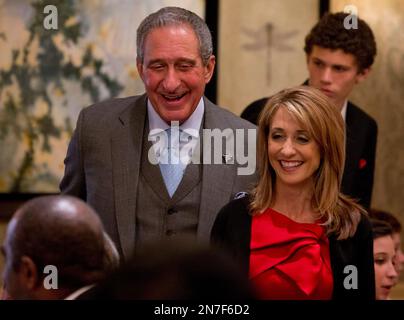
[250,86,365,240]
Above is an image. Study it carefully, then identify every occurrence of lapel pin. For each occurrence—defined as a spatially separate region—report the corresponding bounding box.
[359,159,367,169]
[222,154,234,164]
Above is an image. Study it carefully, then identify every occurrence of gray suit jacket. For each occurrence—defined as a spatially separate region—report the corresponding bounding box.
[60,94,257,259]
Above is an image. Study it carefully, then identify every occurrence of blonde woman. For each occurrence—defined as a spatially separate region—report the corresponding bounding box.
[211,86,375,300]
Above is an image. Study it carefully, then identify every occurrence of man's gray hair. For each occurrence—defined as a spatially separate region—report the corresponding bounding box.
[136,6,213,65]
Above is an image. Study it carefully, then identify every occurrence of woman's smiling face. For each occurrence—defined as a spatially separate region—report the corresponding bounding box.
[268,107,320,190]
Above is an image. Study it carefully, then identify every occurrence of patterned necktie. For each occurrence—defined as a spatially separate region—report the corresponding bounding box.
[159,127,186,197]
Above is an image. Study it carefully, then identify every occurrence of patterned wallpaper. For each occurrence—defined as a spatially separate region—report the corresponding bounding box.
[0,0,204,193]
[217,0,318,115]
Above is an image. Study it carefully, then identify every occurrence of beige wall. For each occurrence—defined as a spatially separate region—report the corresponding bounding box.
[218,0,318,115]
[331,0,404,225]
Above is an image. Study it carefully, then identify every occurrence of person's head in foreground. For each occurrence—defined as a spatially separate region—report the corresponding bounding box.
[1,195,118,300]
[84,238,255,300]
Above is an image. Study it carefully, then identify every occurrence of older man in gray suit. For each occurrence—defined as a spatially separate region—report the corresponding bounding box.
[60,7,257,259]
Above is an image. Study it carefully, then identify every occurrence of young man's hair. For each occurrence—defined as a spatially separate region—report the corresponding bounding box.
[304,12,377,72]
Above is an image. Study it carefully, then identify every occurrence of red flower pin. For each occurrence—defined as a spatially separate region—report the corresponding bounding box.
[359,159,367,169]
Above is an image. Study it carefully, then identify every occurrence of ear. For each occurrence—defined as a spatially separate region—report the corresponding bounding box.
[355,67,371,84]
[18,256,39,290]
[203,55,216,84]
[136,57,145,82]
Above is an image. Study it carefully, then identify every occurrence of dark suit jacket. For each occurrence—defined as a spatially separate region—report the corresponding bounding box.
[342,102,377,210]
[211,196,375,300]
[60,94,258,259]
[240,95,377,209]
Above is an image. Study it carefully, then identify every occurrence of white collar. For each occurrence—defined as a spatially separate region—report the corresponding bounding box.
[340,100,348,122]
[64,284,95,300]
[147,98,204,138]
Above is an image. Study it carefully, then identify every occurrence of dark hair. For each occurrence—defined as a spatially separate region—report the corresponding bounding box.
[10,196,111,289]
[304,12,377,72]
[370,218,394,240]
[369,208,402,233]
[85,240,255,299]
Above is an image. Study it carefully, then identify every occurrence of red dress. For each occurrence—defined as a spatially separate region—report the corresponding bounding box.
[249,208,333,300]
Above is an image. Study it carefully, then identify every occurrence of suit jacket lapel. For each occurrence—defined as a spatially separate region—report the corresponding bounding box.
[197,97,236,241]
[342,102,360,192]
[140,121,172,202]
[111,94,147,259]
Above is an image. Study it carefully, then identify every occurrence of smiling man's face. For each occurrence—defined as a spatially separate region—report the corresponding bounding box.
[137,24,215,124]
